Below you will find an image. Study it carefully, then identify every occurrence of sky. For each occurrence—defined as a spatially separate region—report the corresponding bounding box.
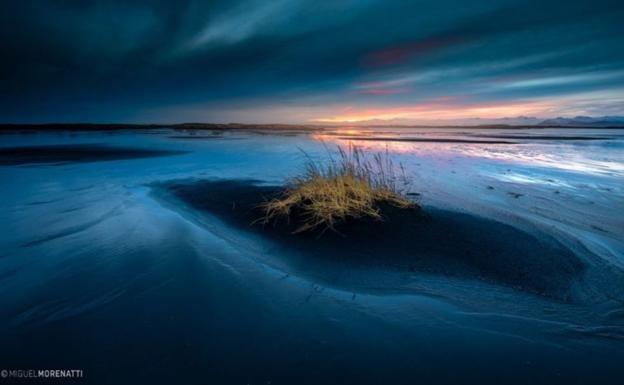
[1,0,623,124]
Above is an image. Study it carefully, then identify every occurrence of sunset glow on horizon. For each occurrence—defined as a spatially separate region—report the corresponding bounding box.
[310,100,564,123]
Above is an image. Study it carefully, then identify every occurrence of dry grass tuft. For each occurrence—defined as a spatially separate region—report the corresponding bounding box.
[258,144,418,234]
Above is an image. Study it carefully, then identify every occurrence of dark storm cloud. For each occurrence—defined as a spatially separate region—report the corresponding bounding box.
[1,0,623,122]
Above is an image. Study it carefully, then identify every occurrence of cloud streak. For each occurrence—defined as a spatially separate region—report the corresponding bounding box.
[0,0,623,123]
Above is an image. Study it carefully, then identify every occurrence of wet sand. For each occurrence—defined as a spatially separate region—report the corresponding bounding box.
[1,128,622,385]
[336,136,514,144]
[468,134,616,140]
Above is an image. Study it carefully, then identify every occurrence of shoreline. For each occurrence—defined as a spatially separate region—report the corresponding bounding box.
[2,123,624,132]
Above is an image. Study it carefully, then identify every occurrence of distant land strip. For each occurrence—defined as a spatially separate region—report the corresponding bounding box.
[1,123,624,131]
[0,123,324,131]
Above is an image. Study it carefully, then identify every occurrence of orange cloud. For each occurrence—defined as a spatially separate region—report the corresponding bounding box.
[312,99,564,123]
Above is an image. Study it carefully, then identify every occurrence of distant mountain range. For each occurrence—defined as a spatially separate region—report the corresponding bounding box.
[536,116,624,127]
[338,116,624,127]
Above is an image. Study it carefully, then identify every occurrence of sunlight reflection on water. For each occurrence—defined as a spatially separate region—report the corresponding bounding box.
[313,127,624,177]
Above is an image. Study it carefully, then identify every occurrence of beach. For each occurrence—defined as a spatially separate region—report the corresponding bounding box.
[1,126,623,384]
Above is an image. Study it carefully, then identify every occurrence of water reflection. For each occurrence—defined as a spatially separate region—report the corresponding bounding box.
[312,127,624,177]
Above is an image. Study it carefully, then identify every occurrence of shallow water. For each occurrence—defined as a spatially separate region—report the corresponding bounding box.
[0,127,623,384]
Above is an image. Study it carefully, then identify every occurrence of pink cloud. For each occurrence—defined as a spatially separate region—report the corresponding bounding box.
[363,36,465,68]
[357,88,409,96]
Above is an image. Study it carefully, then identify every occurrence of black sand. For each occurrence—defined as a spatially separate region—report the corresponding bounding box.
[167,135,244,140]
[157,179,585,301]
[0,144,187,165]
